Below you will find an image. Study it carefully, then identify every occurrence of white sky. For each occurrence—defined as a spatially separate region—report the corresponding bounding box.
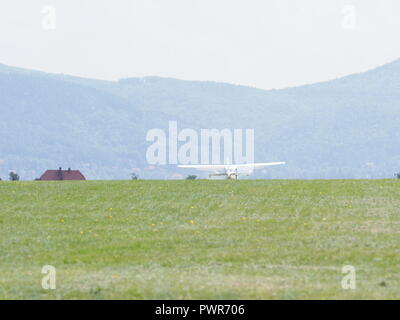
[1,0,400,89]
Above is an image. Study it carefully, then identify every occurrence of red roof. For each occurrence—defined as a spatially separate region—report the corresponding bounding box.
[39,169,86,181]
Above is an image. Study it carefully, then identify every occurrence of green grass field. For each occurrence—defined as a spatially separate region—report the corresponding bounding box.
[1,180,399,299]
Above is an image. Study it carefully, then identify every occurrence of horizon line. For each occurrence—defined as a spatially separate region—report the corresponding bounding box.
[1,57,399,92]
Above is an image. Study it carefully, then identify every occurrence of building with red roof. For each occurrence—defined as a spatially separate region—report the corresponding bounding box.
[39,168,86,181]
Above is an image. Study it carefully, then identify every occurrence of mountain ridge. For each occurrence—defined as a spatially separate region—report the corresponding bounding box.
[4,57,399,92]
[1,59,400,180]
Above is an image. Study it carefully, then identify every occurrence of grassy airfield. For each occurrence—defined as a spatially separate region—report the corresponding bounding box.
[1,180,399,300]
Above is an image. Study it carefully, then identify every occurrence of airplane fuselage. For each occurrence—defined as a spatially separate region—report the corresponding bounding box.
[178,162,286,180]
[209,166,243,180]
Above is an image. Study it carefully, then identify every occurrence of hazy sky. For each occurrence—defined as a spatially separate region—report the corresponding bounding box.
[1,0,400,89]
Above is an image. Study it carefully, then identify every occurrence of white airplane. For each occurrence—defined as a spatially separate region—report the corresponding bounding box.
[178,162,286,180]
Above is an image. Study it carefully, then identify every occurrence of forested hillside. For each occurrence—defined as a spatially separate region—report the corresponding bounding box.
[1,59,400,180]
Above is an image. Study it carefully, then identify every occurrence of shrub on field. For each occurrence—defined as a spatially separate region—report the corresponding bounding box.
[9,172,19,181]
[130,172,139,180]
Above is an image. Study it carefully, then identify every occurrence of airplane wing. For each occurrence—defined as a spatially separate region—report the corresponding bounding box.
[235,162,286,169]
[178,162,285,171]
[177,165,227,172]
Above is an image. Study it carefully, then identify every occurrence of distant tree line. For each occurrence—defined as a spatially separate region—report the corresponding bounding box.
[0,172,20,181]
[9,172,20,181]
